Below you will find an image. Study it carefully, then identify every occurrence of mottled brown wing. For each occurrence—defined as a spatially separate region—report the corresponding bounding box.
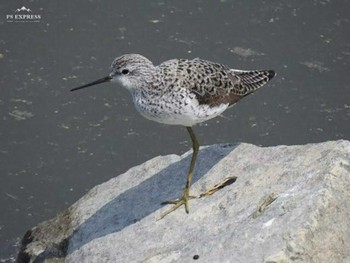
[179,59,275,107]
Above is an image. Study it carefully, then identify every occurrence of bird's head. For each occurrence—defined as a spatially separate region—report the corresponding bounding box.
[71,54,155,92]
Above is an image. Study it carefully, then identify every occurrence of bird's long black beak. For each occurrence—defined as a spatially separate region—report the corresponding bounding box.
[71,76,112,92]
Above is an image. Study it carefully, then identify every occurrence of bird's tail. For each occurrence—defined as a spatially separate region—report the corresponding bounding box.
[230,69,276,95]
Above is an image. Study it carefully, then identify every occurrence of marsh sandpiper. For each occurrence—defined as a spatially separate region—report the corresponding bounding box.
[71,54,275,219]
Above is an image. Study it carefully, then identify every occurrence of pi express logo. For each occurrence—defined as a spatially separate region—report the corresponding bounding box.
[6,6,41,23]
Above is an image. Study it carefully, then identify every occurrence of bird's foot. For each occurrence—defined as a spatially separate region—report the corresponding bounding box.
[157,177,237,220]
[199,176,237,198]
[157,192,197,220]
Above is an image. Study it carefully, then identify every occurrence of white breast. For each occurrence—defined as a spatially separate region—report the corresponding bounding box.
[132,90,229,126]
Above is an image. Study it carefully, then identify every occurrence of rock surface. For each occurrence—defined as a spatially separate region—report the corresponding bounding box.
[17,141,350,263]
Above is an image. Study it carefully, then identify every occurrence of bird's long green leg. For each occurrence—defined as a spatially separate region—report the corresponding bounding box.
[158,126,199,220]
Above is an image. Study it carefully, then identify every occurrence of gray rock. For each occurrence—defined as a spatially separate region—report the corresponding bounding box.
[17,140,350,263]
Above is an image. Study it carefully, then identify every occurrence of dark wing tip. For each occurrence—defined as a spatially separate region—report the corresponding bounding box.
[267,70,276,80]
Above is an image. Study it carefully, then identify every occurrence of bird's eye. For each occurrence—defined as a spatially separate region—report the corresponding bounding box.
[122,69,129,75]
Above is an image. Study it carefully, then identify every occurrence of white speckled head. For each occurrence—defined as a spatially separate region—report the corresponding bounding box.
[71,54,155,92]
[109,54,155,91]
